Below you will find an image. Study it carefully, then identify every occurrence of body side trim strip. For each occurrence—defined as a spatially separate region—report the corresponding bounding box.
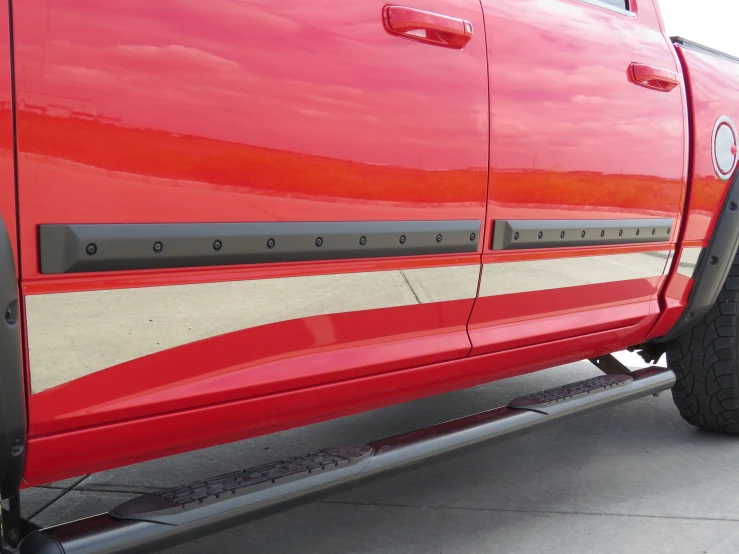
[29,248,670,392]
[39,221,481,274]
[479,251,669,297]
[676,247,703,278]
[491,219,672,250]
[26,265,481,393]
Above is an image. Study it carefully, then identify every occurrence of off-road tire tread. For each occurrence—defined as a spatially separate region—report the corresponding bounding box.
[666,251,739,434]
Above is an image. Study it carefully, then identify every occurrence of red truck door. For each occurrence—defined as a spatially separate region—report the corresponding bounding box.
[470,0,687,354]
[12,0,489,438]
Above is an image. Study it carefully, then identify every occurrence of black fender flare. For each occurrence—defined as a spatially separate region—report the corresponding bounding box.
[657,169,739,342]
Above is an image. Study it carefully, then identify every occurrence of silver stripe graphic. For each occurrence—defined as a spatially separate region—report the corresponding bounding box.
[676,247,703,278]
[26,265,480,393]
[479,252,669,297]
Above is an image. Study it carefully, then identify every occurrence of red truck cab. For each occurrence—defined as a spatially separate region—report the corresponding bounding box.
[1,0,739,552]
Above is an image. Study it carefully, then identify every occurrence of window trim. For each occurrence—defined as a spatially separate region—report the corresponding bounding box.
[575,0,635,17]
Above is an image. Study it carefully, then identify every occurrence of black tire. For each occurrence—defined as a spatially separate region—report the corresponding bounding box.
[666,251,739,434]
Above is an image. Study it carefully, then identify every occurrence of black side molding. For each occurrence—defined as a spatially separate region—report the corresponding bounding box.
[658,170,739,342]
[38,220,481,274]
[492,218,672,250]
[0,216,25,498]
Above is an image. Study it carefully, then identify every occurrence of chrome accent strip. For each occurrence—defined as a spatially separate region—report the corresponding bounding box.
[574,0,635,17]
[479,252,668,297]
[492,219,672,251]
[39,220,481,274]
[665,249,675,268]
[676,247,703,278]
[26,265,480,393]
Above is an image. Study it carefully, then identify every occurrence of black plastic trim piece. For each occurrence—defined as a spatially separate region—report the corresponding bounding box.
[658,171,739,342]
[491,219,672,250]
[38,220,481,274]
[0,217,25,499]
[672,37,739,65]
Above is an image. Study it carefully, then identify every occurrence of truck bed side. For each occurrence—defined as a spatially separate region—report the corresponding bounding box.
[648,38,739,340]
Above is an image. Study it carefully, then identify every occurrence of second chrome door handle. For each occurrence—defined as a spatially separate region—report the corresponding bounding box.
[383,6,473,49]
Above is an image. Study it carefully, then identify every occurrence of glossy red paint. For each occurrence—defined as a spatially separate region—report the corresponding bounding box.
[478,0,686,224]
[468,244,670,356]
[646,267,694,339]
[12,0,489,282]
[13,0,490,481]
[673,46,739,244]
[21,253,480,296]
[467,0,686,353]
[628,63,680,92]
[469,281,662,355]
[382,5,473,49]
[645,45,739,339]
[22,314,659,487]
[480,243,668,263]
[29,300,474,436]
[7,0,716,488]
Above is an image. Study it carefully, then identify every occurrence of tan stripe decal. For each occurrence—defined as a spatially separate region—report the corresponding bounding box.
[26,265,480,393]
[479,252,670,297]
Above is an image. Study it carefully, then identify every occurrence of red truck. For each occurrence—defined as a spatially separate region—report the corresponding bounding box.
[1,0,739,551]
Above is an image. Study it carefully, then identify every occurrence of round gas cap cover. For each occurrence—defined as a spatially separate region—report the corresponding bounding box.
[712,115,738,180]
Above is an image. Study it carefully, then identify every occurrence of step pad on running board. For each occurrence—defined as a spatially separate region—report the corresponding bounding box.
[508,374,631,412]
[114,445,373,518]
[109,369,671,527]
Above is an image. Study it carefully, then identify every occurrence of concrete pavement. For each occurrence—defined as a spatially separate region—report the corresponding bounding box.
[19,353,739,553]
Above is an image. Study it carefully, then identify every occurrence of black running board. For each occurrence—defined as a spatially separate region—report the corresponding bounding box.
[17,367,675,554]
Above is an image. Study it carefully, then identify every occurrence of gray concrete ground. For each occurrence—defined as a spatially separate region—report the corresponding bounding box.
[19,353,739,553]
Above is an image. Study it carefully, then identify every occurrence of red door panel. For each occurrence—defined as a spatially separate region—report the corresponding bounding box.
[12,0,489,452]
[471,0,686,353]
[13,0,488,276]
